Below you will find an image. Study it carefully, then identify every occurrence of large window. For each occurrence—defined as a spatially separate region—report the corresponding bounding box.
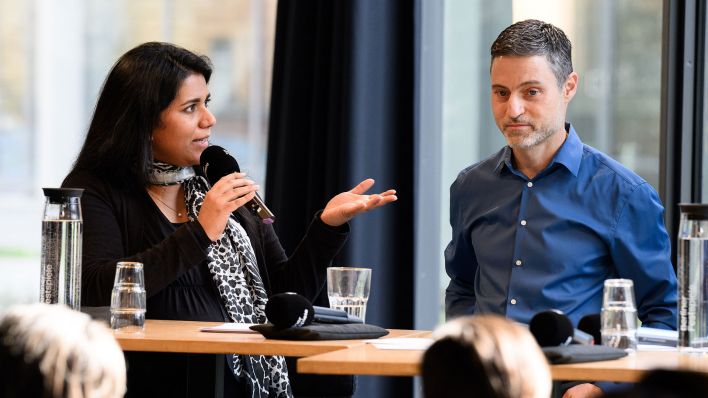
[0,1,276,309]
[416,0,664,328]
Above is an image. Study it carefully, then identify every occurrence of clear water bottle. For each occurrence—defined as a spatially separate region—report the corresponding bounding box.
[40,188,83,310]
[677,203,708,351]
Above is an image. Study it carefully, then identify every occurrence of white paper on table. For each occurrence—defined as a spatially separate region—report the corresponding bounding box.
[200,323,259,333]
[637,344,678,352]
[637,327,678,346]
[364,337,434,350]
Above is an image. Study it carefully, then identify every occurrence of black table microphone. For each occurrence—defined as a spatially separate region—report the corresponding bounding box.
[265,292,315,329]
[529,309,575,347]
[578,313,601,344]
[265,292,363,329]
[200,145,275,224]
[529,309,595,347]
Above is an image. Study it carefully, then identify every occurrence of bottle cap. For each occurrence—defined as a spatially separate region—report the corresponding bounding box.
[42,188,84,203]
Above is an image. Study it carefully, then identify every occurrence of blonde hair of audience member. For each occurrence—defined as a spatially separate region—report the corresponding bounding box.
[0,303,126,398]
[422,314,551,398]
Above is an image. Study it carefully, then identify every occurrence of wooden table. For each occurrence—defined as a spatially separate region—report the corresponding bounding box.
[297,342,426,376]
[113,320,427,398]
[298,346,708,382]
[114,319,422,357]
[551,350,708,382]
[114,321,708,384]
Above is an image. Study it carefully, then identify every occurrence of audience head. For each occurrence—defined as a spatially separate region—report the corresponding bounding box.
[0,303,126,398]
[604,369,708,398]
[491,19,573,87]
[422,314,551,398]
[72,42,213,188]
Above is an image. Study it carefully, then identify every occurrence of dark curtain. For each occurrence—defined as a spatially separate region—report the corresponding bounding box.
[266,1,414,397]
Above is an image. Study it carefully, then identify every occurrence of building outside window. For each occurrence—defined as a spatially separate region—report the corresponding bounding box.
[0,0,276,308]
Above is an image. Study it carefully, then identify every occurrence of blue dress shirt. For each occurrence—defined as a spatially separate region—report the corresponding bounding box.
[445,124,677,329]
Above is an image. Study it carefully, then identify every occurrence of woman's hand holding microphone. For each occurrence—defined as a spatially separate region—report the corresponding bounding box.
[198,172,258,241]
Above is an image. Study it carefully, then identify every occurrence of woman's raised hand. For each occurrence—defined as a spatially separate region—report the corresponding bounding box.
[320,179,397,227]
[198,172,258,241]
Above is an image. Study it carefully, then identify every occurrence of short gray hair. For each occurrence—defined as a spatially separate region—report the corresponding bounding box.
[491,19,573,87]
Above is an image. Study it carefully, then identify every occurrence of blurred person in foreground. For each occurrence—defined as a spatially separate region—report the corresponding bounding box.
[604,369,708,398]
[0,303,126,398]
[422,314,551,398]
[61,42,396,397]
[444,19,677,398]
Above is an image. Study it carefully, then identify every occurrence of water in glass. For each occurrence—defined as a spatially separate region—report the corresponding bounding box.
[329,295,368,321]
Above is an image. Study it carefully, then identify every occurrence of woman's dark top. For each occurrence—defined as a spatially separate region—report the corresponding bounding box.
[62,169,349,397]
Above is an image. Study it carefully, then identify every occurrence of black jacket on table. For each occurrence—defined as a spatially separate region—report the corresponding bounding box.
[62,169,350,397]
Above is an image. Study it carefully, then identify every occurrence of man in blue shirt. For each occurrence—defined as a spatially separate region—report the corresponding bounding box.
[445,19,678,397]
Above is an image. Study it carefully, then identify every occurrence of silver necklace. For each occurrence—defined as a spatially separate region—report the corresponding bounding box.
[147,188,185,218]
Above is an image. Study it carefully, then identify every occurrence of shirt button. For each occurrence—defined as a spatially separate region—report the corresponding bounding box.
[520,220,527,226]
[527,182,533,187]
[515,260,522,266]
[510,298,517,305]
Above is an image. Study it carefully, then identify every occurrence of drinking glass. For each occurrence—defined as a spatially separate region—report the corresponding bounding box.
[110,262,146,332]
[600,279,638,351]
[327,267,371,322]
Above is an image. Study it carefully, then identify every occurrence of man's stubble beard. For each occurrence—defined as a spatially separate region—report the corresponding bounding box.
[503,122,556,149]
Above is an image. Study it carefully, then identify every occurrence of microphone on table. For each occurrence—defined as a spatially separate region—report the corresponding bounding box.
[265,292,363,329]
[265,292,314,328]
[529,309,595,347]
[577,313,601,344]
[200,145,275,224]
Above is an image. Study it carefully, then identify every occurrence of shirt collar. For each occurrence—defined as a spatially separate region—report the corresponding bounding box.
[493,123,582,177]
[552,123,582,177]
[494,147,512,174]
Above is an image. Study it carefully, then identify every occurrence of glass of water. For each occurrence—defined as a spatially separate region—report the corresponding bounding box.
[110,261,146,332]
[327,267,371,322]
[601,278,638,351]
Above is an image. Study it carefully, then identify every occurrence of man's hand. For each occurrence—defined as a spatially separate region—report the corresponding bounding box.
[562,383,603,398]
[320,179,397,226]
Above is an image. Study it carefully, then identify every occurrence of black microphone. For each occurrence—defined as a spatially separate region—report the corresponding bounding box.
[529,310,594,347]
[265,292,314,329]
[265,292,363,329]
[530,310,574,346]
[200,145,275,224]
[577,313,601,345]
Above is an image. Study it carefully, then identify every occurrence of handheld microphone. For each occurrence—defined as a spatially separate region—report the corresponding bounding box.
[265,292,363,329]
[200,145,275,224]
[529,310,594,347]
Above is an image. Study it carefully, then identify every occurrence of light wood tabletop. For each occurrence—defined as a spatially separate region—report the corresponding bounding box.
[298,346,708,382]
[551,350,708,382]
[113,319,423,357]
[297,342,426,376]
[113,320,708,383]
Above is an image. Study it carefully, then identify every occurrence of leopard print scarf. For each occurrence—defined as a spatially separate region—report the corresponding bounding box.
[147,161,196,185]
[183,176,292,397]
